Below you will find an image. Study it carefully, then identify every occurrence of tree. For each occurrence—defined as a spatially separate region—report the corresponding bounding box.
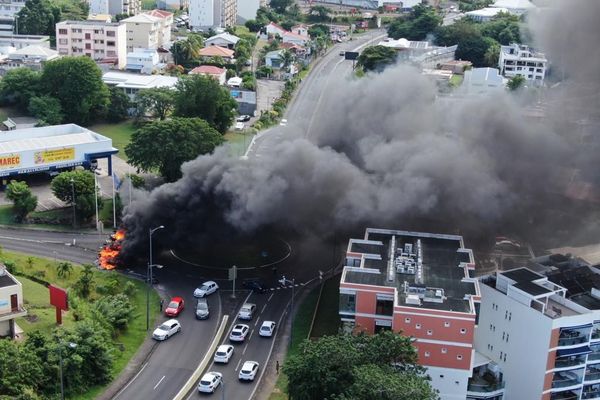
[0,338,45,396]
[244,19,262,32]
[56,261,73,279]
[170,34,203,67]
[456,35,497,67]
[284,331,436,400]
[5,180,37,221]
[308,24,330,39]
[125,118,224,181]
[309,5,330,21]
[15,0,60,36]
[280,49,294,72]
[483,40,500,67]
[51,170,101,220]
[28,95,63,125]
[269,0,292,13]
[357,45,398,72]
[107,86,131,122]
[74,264,95,298]
[165,63,185,76]
[136,87,175,120]
[387,5,441,40]
[41,57,110,125]
[508,74,526,91]
[173,75,237,134]
[0,67,41,110]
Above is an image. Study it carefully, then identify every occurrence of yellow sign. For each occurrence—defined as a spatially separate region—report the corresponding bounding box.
[34,148,75,165]
[0,154,21,169]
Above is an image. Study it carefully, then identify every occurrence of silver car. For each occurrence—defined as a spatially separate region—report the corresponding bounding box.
[238,303,256,320]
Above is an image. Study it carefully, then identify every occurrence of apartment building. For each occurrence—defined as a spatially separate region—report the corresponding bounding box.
[189,0,236,30]
[89,0,141,16]
[55,20,127,68]
[0,0,25,34]
[476,258,600,400]
[0,265,27,339]
[499,43,547,85]
[122,10,172,53]
[339,228,481,399]
[0,33,50,49]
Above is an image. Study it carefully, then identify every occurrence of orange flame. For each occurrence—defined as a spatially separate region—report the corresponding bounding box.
[99,229,125,270]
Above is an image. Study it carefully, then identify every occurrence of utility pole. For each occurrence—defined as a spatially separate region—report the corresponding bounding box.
[229,265,237,299]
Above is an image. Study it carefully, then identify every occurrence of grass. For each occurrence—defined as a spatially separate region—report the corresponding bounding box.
[3,250,160,400]
[224,131,254,157]
[89,121,136,161]
[309,274,342,338]
[0,205,15,224]
[449,74,464,87]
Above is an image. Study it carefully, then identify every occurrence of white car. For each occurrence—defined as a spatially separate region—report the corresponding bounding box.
[197,371,223,393]
[238,303,256,320]
[259,321,276,337]
[213,344,234,363]
[229,324,250,342]
[152,319,181,341]
[238,361,259,381]
[235,122,244,130]
[279,119,287,126]
[194,281,219,298]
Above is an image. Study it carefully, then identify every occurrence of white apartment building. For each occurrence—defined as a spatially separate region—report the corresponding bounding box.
[0,33,50,49]
[499,43,547,85]
[0,0,25,34]
[55,20,127,68]
[476,260,600,400]
[237,0,266,22]
[189,0,236,30]
[125,47,159,74]
[89,0,141,17]
[0,266,27,339]
[122,10,172,53]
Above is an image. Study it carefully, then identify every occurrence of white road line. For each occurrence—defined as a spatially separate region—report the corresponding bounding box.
[248,329,254,341]
[153,375,165,390]
[242,342,249,355]
[235,359,242,371]
[254,319,260,327]
[267,292,274,302]
[112,362,148,399]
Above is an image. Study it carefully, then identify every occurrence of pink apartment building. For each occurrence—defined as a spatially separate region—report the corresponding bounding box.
[55,20,127,69]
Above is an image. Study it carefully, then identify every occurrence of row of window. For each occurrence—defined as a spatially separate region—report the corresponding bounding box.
[423,350,463,361]
[404,317,468,334]
[58,28,116,37]
[486,344,508,362]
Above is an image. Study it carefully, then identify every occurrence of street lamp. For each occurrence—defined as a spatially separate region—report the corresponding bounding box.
[146,225,165,331]
[69,178,76,228]
[58,341,77,400]
[279,276,296,346]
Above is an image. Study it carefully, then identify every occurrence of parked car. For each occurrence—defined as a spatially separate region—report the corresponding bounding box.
[197,371,223,393]
[152,319,181,341]
[194,281,219,298]
[238,303,256,320]
[214,344,234,363]
[279,119,288,126]
[237,115,251,122]
[259,321,276,337]
[339,50,345,56]
[235,122,245,130]
[195,298,209,320]
[238,361,259,381]
[242,278,267,294]
[229,324,250,342]
[165,296,184,317]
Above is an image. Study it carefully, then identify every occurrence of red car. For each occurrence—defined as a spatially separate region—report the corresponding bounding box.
[165,297,185,317]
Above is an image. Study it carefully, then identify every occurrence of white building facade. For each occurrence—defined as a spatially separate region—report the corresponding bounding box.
[125,47,159,74]
[499,43,547,85]
[0,266,26,339]
[0,0,26,34]
[89,0,142,17]
[189,0,236,29]
[237,0,266,22]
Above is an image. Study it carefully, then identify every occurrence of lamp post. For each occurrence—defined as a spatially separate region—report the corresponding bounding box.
[58,341,77,400]
[69,178,76,228]
[279,276,296,346]
[94,173,99,232]
[146,225,164,331]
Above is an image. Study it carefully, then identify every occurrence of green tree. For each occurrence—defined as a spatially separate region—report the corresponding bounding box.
[74,264,95,298]
[483,40,500,67]
[15,0,60,36]
[269,0,292,13]
[5,180,37,221]
[280,49,294,72]
[309,5,330,21]
[136,87,175,120]
[125,117,224,181]
[170,34,203,67]
[308,24,330,39]
[41,57,110,125]
[388,5,441,40]
[173,74,237,133]
[28,95,63,125]
[0,67,41,110]
[244,19,262,32]
[0,339,44,396]
[284,331,435,400]
[56,261,73,279]
[107,86,131,122]
[508,74,526,91]
[51,170,101,220]
[93,293,134,334]
[357,45,398,72]
[456,35,497,67]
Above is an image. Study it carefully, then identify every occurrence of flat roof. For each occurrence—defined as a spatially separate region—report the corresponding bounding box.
[103,71,178,89]
[513,281,552,296]
[0,272,17,288]
[502,268,544,283]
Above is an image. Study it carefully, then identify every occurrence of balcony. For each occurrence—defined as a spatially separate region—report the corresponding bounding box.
[592,330,600,341]
[553,371,582,389]
[467,365,505,397]
[589,352,600,361]
[555,356,587,369]
[552,391,581,400]
[467,380,505,393]
[582,390,600,399]
[559,332,588,347]
[586,369,600,382]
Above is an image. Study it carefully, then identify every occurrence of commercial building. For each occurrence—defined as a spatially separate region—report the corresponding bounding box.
[0,45,59,75]
[122,10,173,53]
[0,0,26,34]
[125,47,160,74]
[466,7,509,22]
[229,87,256,116]
[0,124,118,179]
[55,20,127,69]
[321,0,422,10]
[462,67,505,95]
[492,0,535,15]
[237,0,266,22]
[103,71,178,101]
[89,0,142,17]
[498,43,547,85]
[476,257,600,400]
[339,228,481,399]
[0,265,26,339]
[189,0,237,30]
[0,33,50,49]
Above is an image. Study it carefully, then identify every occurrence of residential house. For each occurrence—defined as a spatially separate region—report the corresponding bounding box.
[263,22,287,38]
[0,34,50,50]
[282,30,309,46]
[89,0,141,17]
[499,42,547,85]
[126,48,160,74]
[290,24,308,37]
[55,20,127,69]
[0,0,26,34]
[204,32,239,49]
[461,67,504,94]
[0,45,59,75]
[122,11,173,53]
[189,0,237,30]
[230,87,256,115]
[0,265,27,339]
[265,49,297,77]
[237,0,267,22]
[103,71,178,101]
[198,45,235,62]
[466,7,509,22]
[87,14,113,23]
[438,60,472,75]
[189,65,226,85]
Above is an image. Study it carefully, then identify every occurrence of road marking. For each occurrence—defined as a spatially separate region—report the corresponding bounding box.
[153,375,165,390]
[261,304,267,315]
[254,319,260,328]
[267,292,274,302]
[112,362,148,399]
[235,359,242,371]
[248,329,254,341]
[242,342,249,355]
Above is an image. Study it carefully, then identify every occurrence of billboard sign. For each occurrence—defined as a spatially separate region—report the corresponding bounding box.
[345,51,359,60]
[34,147,75,165]
[0,154,21,169]
[49,284,68,325]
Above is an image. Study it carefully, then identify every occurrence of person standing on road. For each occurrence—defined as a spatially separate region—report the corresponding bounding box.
[160,299,164,312]
[276,360,280,374]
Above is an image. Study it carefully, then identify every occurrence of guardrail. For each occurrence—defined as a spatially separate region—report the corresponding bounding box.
[172,315,229,400]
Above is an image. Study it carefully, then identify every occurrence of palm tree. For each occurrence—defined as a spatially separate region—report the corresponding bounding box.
[281,49,295,73]
[56,262,73,279]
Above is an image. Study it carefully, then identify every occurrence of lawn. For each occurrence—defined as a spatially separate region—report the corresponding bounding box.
[224,131,254,157]
[449,74,464,87]
[309,274,342,338]
[90,121,136,161]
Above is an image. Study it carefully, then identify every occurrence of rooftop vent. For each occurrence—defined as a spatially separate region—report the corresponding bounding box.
[405,294,421,305]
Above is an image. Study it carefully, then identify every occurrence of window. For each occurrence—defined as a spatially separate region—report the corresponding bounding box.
[503,354,507,362]
[441,348,447,354]
[405,317,411,323]
[339,292,356,314]
[505,311,508,319]
[107,41,115,46]
[375,297,393,316]
[460,328,467,334]
[457,355,463,360]
[85,33,91,40]
[506,334,509,343]
[502,332,505,340]
[427,330,433,336]
[85,43,91,49]
[58,39,68,45]
[424,351,430,357]
[106,31,115,37]
[415,323,421,330]
[444,321,450,327]
[107,51,116,57]
[58,28,68,35]
[439,375,444,378]
[490,324,493,331]
[500,351,503,358]
[509,312,512,321]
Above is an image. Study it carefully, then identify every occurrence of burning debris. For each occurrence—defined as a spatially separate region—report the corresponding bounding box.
[98,229,125,270]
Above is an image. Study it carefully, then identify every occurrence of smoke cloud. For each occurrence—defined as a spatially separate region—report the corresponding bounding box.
[122,0,599,254]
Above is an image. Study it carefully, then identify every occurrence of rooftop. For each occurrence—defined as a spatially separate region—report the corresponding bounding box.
[466,7,508,17]
[492,0,535,9]
[102,71,178,89]
[57,20,121,27]
[502,268,544,283]
[144,9,173,19]
[342,229,478,313]
[189,65,225,75]
[8,45,58,58]
[205,32,240,44]
[0,271,17,288]
[198,46,234,57]
[122,14,161,23]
